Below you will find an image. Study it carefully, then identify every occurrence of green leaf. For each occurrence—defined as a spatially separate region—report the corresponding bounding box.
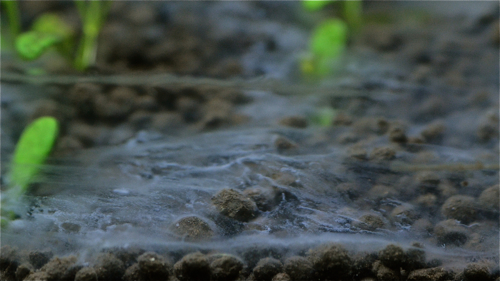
[15,31,62,60]
[302,0,335,12]
[343,0,363,32]
[9,117,59,198]
[310,18,348,59]
[32,13,73,38]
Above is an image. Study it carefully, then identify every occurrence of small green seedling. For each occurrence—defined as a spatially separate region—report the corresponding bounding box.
[1,117,59,226]
[14,11,74,61]
[302,0,333,12]
[74,0,112,70]
[301,19,348,77]
[302,0,363,31]
[1,0,21,41]
[301,0,362,78]
[3,0,111,71]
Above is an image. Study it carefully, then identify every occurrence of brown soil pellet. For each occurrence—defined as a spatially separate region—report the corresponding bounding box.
[173,252,211,281]
[271,272,291,281]
[308,243,352,280]
[210,254,244,281]
[378,244,406,270]
[406,267,454,281]
[93,253,125,281]
[372,260,399,281]
[74,267,98,281]
[434,219,469,246]
[169,216,215,241]
[15,263,33,281]
[283,256,314,281]
[252,257,283,281]
[212,189,258,222]
[441,195,479,224]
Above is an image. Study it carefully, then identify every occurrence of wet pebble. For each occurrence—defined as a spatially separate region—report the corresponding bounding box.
[212,189,258,222]
[29,250,53,269]
[173,252,211,281]
[463,262,491,281]
[74,267,98,281]
[93,253,125,281]
[355,213,387,231]
[252,257,283,281]
[133,252,172,281]
[390,203,420,225]
[405,242,427,271]
[210,254,244,281]
[15,263,33,281]
[434,219,469,246]
[347,146,368,160]
[441,195,478,224]
[283,256,314,281]
[271,272,291,281]
[35,256,79,281]
[370,146,396,161]
[273,135,298,151]
[243,187,275,212]
[388,124,408,143]
[420,121,446,143]
[308,243,352,280]
[372,260,399,281]
[406,267,453,281]
[0,245,19,280]
[478,184,499,212]
[378,244,406,270]
[169,216,215,241]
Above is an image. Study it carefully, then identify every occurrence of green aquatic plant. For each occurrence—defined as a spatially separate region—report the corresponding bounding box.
[1,117,59,227]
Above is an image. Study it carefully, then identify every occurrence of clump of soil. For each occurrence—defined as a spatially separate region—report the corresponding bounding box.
[122,252,171,281]
[209,254,244,281]
[173,252,211,281]
[308,243,352,280]
[252,257,283,281]
[212,188,258,222]
[440,195,479,224]
[169,216,215,241]
[283,256,314,281]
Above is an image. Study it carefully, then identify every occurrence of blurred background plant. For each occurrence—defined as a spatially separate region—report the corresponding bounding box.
[1,0,111,71]
[301,0,363,79]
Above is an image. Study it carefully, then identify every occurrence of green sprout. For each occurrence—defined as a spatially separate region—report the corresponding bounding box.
[301,0,362,78]
[302,0,333,12]
[1,0,21,41]
[74,0,111,71]
[301,19,348,77]
[2,0,111,71]
[302,0,363,31]
[1,117,59,227]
